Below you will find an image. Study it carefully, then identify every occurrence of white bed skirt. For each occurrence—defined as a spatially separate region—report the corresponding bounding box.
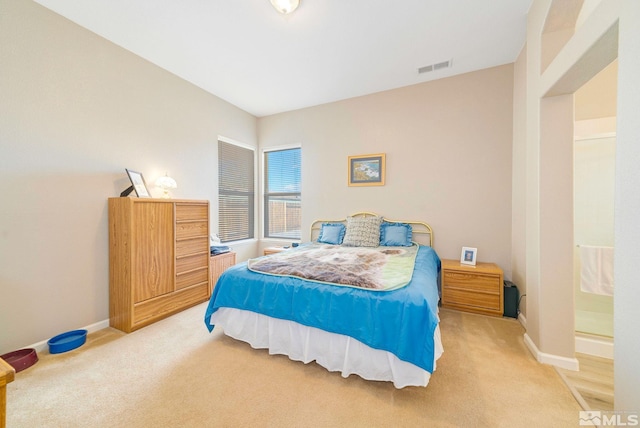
[210,307,443,388]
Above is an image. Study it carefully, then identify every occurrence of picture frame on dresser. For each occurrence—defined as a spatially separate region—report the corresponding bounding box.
[460,247,477,266]
[121,168,151,198]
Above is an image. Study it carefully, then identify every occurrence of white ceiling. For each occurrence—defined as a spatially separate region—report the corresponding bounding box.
[34,0,532,117]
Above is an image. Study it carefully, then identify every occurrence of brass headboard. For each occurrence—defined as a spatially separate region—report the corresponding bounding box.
[310,212,433,247]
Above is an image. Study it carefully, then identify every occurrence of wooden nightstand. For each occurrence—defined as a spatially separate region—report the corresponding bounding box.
[263,246,288,256]
[210,252,236,294]
[441,259,504,317]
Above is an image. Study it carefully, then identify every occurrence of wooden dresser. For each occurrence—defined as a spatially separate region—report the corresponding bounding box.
[108,198,210,333]
[209,251,236,294]
[441,259,504,317]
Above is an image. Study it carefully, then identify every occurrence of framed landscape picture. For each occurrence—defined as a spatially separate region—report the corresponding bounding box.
[348,153,386,186]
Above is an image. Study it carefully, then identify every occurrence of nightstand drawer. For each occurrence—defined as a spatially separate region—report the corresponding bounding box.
[442,288,501,312]
[443,271,501,293]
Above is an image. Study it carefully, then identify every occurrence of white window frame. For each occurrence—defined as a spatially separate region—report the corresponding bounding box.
[261,144,302,241]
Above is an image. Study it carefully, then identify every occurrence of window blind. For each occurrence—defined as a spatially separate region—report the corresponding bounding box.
[264,147,301,239]
[218,141,255,243]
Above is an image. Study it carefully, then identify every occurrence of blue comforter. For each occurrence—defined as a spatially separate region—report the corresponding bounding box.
[204,245,441,372]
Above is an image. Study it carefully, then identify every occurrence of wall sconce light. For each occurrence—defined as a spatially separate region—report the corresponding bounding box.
[270,0,300,14]
[155,173,177,199]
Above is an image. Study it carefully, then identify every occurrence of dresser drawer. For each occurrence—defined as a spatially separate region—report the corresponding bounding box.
[176,252,209,274]
[176,203,208,221]
[176,237,208,257]
[133,282,209,326]
[443,271,501,293]
[176,268,208,290]
[176,221,208,239]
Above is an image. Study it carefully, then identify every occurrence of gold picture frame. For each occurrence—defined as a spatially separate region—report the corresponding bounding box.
[348,153,386,187]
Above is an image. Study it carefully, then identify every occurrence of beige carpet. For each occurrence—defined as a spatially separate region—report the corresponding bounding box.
[7,305,581,427]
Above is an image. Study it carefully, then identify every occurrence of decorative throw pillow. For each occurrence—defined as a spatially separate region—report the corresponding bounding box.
[317,223,346,245]
[380,222,413,246]
[342,216,383,247]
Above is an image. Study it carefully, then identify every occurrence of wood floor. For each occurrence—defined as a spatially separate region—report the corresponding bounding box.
[556,353,614,411]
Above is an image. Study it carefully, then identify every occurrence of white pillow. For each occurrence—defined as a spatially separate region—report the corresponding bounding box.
[342,216,383,247]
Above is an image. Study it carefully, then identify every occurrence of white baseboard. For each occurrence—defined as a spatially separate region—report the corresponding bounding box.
[575,334,614,359]
[518,312,527,329]
[26,319,110,354]
[524,333,580,371]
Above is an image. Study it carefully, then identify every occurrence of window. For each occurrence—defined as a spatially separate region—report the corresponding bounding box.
[264,147,301,239]
[218,140,255,243]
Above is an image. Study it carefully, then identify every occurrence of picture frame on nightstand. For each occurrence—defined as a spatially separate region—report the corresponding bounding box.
[460,247,477,266]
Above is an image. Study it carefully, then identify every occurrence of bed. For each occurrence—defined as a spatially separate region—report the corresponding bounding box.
[204,212,443,388]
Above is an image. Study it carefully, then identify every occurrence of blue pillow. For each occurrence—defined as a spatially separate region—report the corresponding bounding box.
[380,222,412,246]
[318,223,346,245]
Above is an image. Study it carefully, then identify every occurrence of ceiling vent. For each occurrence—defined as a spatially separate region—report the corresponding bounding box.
[418,59,452,74]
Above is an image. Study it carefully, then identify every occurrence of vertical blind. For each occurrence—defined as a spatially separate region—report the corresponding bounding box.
[264,147,301,239]
[218,141,255,243]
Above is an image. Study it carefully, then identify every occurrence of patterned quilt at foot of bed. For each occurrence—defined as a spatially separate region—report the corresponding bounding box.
[247,242,418,291]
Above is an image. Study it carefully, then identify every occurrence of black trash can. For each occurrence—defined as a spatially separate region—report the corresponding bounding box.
[503,280,519,318]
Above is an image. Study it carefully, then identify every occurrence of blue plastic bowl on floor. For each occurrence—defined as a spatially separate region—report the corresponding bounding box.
[47,329,87,354]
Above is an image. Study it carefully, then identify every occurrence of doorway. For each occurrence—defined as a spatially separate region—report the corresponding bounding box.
[573,60,617,349]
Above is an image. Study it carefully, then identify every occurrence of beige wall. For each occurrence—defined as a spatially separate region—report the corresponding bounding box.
[575,59,617,120]
[512,47,528,317]
[0,0,257,353]
[520,0,606,365]
[258,65,514,275]
[539,94,575,358]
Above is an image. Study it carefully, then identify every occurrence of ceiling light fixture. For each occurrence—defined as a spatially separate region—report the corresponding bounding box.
[270,0,300,14]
